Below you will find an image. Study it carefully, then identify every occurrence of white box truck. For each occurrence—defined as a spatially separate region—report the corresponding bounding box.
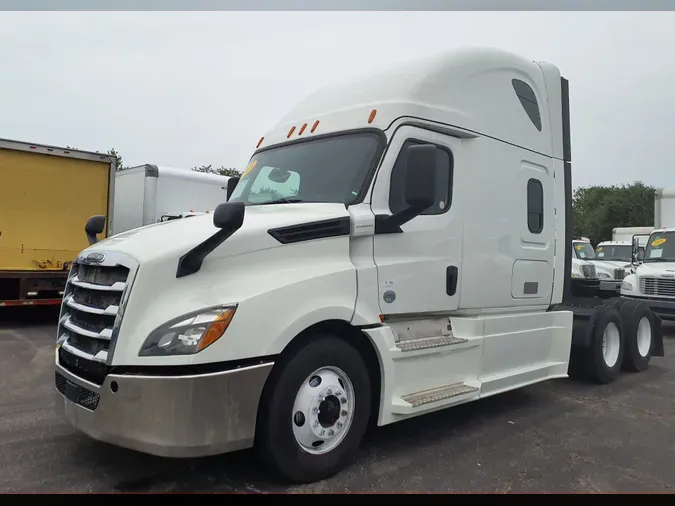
[112,165,229,234]
[54,48,664,483]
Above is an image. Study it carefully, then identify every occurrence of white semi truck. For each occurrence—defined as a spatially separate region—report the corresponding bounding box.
[54,48,664,483]
[572,237,630,296]
[112,165,229,235]
[620,189,675,317]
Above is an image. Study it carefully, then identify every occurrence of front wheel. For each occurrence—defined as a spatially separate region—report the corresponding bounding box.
[256,335,372,483]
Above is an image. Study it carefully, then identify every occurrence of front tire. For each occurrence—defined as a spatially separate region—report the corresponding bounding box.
[256,334,372,483]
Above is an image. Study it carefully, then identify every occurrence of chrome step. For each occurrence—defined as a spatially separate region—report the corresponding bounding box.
[401,382,479,408]
[397,335,467,352]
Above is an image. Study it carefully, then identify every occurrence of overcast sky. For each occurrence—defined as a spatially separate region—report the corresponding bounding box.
[0,11,673,188]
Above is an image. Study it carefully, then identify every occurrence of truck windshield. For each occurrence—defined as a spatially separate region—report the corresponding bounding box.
[644,231,675,262]
[596,245,631,262]
[229,132,383,206]
[574,243,596,259]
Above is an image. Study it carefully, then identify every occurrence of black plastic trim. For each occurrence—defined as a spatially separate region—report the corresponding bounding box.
[248,128,387,207]
[446,266,458,296]
[526,178,544,234]
[268,216,351,244]
[561,77,574,303]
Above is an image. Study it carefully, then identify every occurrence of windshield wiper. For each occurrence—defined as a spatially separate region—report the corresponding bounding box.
[255,198,306,206]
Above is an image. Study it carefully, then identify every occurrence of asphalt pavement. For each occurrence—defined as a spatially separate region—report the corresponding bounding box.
[1,306,674,493]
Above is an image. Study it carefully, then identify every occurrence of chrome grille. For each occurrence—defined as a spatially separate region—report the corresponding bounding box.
[57,251,138,382]
[582,264,596,279]
[640,276,675,298]
[614,268,627,281]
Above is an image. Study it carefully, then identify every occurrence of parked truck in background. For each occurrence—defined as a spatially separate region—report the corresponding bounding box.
[112,165,229,235]
[613,226,653,260]
[0,139,115,307]
[54,48,664,483]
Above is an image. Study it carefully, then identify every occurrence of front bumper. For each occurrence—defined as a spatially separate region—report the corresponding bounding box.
[599,280,623,292]
[54,351,274,458]
[622,295,675,320]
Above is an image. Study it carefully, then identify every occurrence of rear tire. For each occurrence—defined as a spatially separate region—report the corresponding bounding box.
[621,302,655,372]
[581,306,625,384]
[255,334,372,483]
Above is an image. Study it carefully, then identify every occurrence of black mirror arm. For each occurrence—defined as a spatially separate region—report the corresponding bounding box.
[374,204,430,234]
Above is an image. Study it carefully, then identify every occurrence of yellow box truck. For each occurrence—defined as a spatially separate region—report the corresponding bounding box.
[0,138,116,307]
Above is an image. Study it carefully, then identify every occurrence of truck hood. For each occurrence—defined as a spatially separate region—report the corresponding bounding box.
[636,262,675,276]
[589,259,631,271]
[86,203,351,264]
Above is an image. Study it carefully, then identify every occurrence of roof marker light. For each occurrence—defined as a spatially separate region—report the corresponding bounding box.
[368,109,377,124]
[287,126,296,138]
[256,137,264,148]
[310,120,320,133]
[298,123,307,136]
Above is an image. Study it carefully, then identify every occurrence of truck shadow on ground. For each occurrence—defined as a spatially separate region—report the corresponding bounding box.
[68,386,549,493]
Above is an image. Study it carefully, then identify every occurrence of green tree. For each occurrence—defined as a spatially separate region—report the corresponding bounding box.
[107,148,125,171]
[192,164,242,178]
[572,181,655,246]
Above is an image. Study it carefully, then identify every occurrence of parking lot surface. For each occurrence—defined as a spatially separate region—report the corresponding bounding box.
[1,306,674,493]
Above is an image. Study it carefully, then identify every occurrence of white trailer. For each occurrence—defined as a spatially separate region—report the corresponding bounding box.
[613,226,654,242]
[56,48,664,484]
[654,188,675,229]
[112,165,229,234]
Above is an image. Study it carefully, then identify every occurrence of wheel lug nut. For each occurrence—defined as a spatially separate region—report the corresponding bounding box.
[312,407,318,414]
[337,422,343,429]
[336,390,342,396]
[328,429,335,436]
[314,420,320,427]
[327,388,333,395]
[341,410,348,417]
[320,429,326,436]
[341,397,347,404]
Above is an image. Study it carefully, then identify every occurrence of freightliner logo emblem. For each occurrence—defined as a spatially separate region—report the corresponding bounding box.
[85,252,106,263]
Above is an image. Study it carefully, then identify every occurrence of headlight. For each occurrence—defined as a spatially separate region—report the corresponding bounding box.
[139,304,237,356]
[622,281,633,291]
[598,272,610,279]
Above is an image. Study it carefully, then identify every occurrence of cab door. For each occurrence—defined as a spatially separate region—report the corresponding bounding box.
[370,126,463,316]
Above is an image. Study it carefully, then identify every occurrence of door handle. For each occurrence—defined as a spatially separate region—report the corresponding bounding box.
[446,266,458,296]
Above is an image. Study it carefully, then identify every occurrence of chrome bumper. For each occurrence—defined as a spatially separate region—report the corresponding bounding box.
[54,351,274,458]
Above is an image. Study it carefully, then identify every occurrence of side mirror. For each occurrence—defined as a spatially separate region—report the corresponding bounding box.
[404,145,438,210]
[375,143,438,234]
[85,215,106,245]
[631,235,640,265]
[213,201,245,230]
[176,201,246,278]
[226,177,240,201]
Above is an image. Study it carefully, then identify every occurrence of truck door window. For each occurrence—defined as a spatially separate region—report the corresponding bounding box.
[527,178,544,234]
[389,139,453,215]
